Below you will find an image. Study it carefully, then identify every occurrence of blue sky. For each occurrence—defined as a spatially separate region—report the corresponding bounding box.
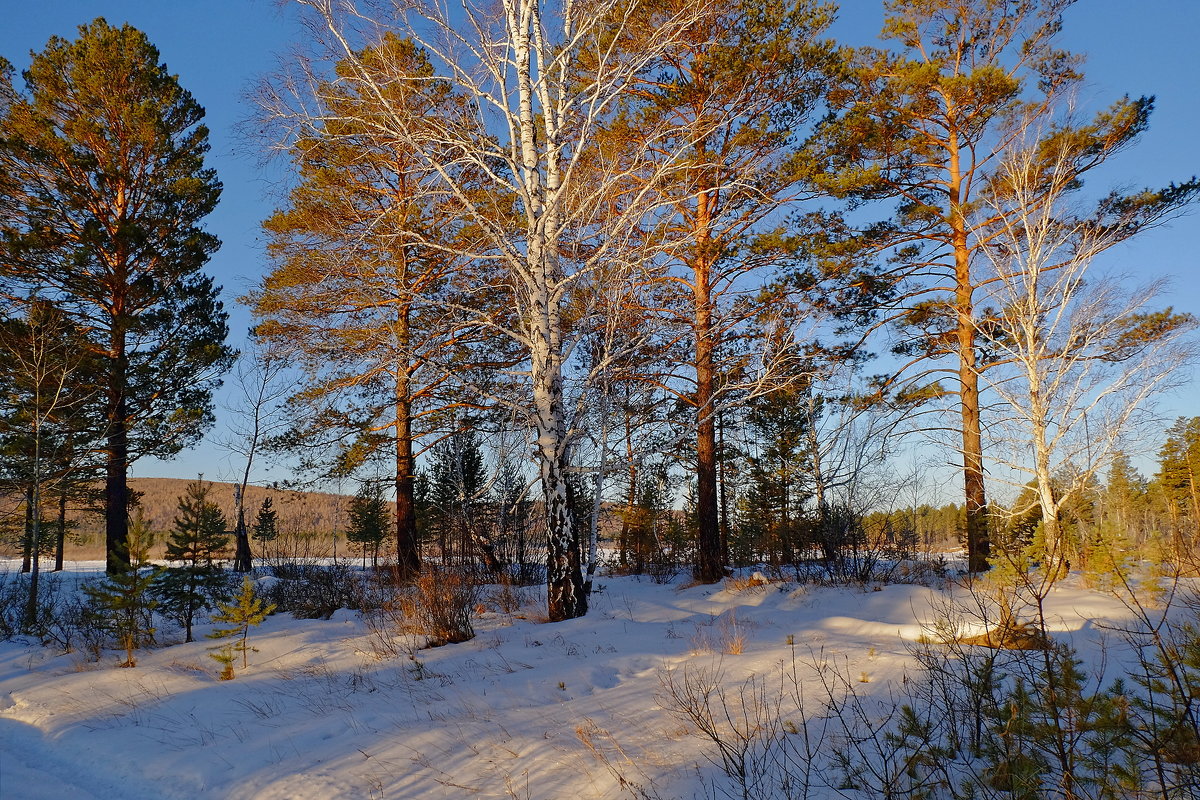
[1,0,1197,486]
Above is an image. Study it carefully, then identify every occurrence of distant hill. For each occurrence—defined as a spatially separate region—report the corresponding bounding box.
[2,478,358,561]
[125,477,353,536]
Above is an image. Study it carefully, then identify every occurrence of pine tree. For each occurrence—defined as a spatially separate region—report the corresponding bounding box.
[154,478,230,642]
[1157,417,1200,558]
[808,0,1199,573]
[0,19,236,574]
[491,458,536,582]
[427,429,490,568]
[207,576,275,677]
[744,380,813,565]
[627,466,670,574]
[597,0,838,584]
[251,35,499,582]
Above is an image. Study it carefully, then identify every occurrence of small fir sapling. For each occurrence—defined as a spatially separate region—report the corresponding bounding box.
[208,576,276,678]
[83,565,162,668]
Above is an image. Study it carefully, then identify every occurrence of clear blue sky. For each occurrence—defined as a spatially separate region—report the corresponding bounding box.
[2,0,1197,485]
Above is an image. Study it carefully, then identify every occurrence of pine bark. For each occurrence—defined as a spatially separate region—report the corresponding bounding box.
[394,301,420,579]
[106,327,131,574]
[950,150,990,573]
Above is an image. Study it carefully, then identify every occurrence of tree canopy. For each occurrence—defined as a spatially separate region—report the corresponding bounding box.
[0,19,235,572]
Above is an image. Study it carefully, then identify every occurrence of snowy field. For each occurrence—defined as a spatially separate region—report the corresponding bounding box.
[0,562,1149,799]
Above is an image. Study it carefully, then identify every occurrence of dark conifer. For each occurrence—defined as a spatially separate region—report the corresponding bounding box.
[346,483,389,568]
[0,19,235,573]
[154,479,230,642]
[252,497,279,543]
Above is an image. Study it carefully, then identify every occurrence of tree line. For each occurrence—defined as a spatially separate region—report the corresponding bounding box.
[2,1,1196,622]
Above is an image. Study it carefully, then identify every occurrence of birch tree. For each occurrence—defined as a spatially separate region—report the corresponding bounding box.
[0,299,101,630]
[273,0,711,619]
[217,339,291,573]
[976,140,1197,583]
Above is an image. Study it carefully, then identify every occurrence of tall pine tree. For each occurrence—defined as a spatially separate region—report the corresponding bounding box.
[807,0,1199,571]
[0,19,235,573]
[253,35,497,580]
[598,0,837,582]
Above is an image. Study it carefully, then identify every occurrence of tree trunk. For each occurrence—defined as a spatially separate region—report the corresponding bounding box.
[394,371,419,580]
[950,154,990,573]
[23,481,41,631]
[392,261,420,579]
[545,450,586,620]
[233,484,252,573]
[694,256,722,583]
[20,486,32,574]
[621,410,637,569]
[106,330,131,574]
[1034,437,1066,582]
[533,301,585,620]
[54,490,66,572]
[961,368,990,572]
[544,456,585,619]
[718,411,730,566]
[1188,466,1200,554]
[584,390,610,596]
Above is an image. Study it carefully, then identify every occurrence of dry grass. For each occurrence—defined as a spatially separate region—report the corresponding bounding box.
[958,622,1049,651]
[691,610,748,655]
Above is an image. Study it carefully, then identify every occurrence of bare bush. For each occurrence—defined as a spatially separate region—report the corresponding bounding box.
[402,569,479,647]
[657,662,818,799]
[365,568,480,653]
[484,577,530,615]
[266,562,361,619]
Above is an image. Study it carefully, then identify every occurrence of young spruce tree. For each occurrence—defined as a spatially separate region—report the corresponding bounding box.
[252,496,279,543]
[154,478,230,642]
[346,483,389,568]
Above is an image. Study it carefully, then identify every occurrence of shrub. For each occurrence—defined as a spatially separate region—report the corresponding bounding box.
[42,594,107,659]
[365,568,479,653]
[401,569,479,647]
[266,562,361,619]
[0,570,73,644]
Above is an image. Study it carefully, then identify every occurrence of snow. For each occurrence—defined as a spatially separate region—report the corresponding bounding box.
[0,561,1152,798]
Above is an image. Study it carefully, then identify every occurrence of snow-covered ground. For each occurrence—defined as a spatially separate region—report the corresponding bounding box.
[0,562,1147,799]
